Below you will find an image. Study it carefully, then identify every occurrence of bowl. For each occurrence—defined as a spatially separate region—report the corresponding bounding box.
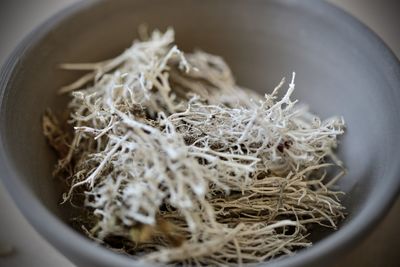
[1,0,399,266]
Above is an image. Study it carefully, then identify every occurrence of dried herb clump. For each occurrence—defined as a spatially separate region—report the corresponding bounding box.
[43,28,346,266]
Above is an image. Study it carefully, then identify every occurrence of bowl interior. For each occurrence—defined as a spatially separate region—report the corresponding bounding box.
[1,0,399,266]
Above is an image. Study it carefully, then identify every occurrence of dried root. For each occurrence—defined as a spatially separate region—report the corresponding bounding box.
[43,28,346,266]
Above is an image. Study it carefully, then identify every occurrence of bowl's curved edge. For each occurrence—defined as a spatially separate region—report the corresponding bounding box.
[0,0,399,267]
[269,1,400,267]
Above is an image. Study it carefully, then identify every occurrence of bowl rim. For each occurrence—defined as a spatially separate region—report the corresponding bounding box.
[1,0,399,266]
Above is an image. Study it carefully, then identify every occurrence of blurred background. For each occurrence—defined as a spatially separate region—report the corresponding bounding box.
[0,1,399,266]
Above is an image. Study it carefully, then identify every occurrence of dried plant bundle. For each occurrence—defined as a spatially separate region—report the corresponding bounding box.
[43,28,346,266]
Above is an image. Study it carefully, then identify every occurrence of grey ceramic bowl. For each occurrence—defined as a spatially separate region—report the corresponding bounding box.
[1,0,399,266]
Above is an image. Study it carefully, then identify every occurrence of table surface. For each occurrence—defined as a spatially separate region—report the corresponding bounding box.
[0,1,399,266]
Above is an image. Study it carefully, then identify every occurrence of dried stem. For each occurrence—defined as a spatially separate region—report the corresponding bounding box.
[43,28,346,266]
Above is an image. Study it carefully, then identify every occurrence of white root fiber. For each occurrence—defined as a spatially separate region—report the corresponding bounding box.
[43,28,346,266]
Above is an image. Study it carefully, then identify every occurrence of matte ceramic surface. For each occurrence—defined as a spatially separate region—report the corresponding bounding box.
[1,0,399,266]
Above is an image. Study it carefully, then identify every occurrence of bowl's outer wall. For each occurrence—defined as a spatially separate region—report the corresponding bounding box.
[1,0,399,267]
